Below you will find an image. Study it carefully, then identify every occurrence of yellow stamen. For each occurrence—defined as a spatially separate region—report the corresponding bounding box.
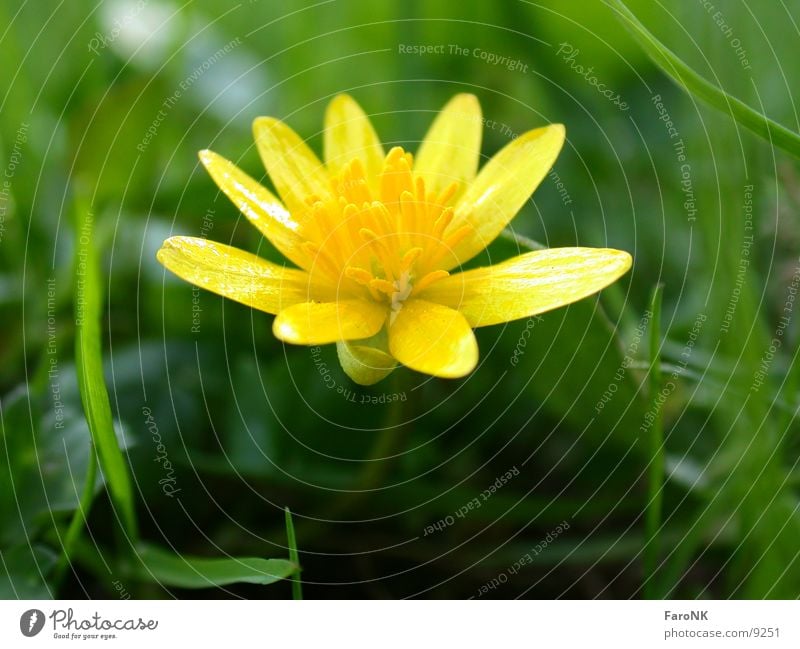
[412,269,450,295]
[300,147,463,309]
[401,247,423,273]
[437,181,458,206]
[369,278,396,297]
[302,241,340,279]
[345,266,373,286]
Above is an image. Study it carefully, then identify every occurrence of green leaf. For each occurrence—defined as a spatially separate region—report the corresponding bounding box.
[0,381,96,548]
[0,544,58,599]
[132,543,296,589]
[609,0,800,159]
[73,197,138,537]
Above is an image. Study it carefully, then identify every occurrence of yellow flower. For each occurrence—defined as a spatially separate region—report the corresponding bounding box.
[157,94,631,384]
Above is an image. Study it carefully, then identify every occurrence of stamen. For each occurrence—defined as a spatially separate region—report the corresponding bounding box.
[358,226,380,243]
[341,203,362,251]
[344,266,373,286]
[397,191,417,236]
[334,158,371,204]
[380,147,415,203]
[428,225,474,266]
[415,176,426,202]
[359,227,396,282]
[302,241,340,279]
[389,271,414,324]
[349,157,366,179]
[437,181,458,206]
[431,207,455,241]
[400,247,423,273]
[394,154,413,196]
[345,266,382,301]
[301,149,470,308]
[368,201,393,236]
[386,146,405,165]
[443,224,473,249]
[412,269,449,295]
[369,278,396,297]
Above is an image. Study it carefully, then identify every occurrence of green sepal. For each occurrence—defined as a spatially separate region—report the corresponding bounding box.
[336,339,397,385]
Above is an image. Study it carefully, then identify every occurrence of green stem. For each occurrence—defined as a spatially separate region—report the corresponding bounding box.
[609,0,800,159]
[293,374,407,543]
[357,384,406,490]
[499,228,546,251]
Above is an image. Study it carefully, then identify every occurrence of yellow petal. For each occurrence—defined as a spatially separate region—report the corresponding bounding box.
[252,116,331,215]
[420,247,632,327]
[414,93,482,197]
[324,94,384,188]
[273,300,386,345]
[388,299,478,378]
[445,124,566,268]
[336,341,397,385]
[157,236,326,313]
[198,150,308,269]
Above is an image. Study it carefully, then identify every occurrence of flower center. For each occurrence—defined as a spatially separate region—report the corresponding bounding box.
[298,147,472,311]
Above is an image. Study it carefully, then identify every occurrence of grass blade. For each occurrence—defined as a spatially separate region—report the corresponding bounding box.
[643,284,664,599]
[52,444,98,588]
[133,543,296,589]
[608,0,800,159]
[73,198,138,538]
[285,507,303,599]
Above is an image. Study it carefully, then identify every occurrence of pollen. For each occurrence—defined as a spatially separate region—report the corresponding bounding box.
[300,146,467,310]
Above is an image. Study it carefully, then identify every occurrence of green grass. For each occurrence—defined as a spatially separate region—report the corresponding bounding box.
[285,507,303,600]
[72,188,139,540]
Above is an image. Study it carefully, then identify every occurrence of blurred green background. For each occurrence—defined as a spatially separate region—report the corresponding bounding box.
[1,0,799,599]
